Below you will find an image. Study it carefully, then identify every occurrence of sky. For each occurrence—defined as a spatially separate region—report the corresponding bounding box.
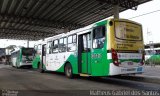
[0,0,159,48]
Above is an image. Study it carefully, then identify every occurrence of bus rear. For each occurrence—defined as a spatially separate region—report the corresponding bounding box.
[21,48,34,66]
[108,19,144,75]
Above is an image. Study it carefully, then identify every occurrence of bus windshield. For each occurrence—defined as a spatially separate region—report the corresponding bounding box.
[22,48,34,56]
[115,21,142,41]
[93,26,106,49]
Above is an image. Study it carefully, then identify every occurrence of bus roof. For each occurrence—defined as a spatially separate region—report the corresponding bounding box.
[46,18,141,42]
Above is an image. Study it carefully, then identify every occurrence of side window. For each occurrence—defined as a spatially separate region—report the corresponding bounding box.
[64,37,67,45]
[59,38,63,52]
[68,36,72,44]
[73,35,77,43]
[47,41,52,54]
[67,34,77,51]
[59,37,67,52]
[93,26,106,49]
[52,39,59,53]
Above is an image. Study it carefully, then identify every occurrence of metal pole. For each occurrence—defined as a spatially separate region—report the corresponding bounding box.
[27,40,29,48]
[113,4,119,19]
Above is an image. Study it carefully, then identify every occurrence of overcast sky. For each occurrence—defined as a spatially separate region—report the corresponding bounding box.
[0,0,159,48]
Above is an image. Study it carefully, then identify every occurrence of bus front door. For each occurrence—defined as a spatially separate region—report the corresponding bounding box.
[42,44,46,68]
[78,33,91,74]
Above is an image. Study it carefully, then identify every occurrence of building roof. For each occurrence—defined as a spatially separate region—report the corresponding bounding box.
[0,0,152,40]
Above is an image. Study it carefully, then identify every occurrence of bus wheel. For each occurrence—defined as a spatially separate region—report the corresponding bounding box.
[65,63,73,79]
[38,63,44,73]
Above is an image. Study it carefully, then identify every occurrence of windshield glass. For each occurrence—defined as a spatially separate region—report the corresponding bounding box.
[22,48,34,56]
[93,26,106,49]
[115,21,142,41]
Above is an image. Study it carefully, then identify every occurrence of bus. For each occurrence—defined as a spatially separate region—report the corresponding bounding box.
[33,18,145,78]
[11,47,34,68]
[145,48,160,65]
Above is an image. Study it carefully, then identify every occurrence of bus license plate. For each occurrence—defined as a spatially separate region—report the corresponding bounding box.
[126,68,136,71]
[121,68,136,72]
[137,67,142,72]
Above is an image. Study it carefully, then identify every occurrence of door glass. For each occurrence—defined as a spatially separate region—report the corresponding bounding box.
[43,45,46,56]
[83,35,87,51]
[83,33,91,51]
[87,34,91,49]
[81,33,91,74]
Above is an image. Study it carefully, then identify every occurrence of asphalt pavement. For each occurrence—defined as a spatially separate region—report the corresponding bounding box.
[0,64,159,96]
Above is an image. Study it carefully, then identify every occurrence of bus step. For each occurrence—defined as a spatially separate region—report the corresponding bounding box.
[80,73,90,77]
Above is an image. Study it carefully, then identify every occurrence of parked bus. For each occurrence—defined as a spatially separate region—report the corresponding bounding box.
[33,18,144,78]
[145,48,160,65]
[11,47,34,68]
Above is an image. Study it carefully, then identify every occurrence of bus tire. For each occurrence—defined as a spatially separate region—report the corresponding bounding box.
[38,63,44,73]
[65,63,73,79]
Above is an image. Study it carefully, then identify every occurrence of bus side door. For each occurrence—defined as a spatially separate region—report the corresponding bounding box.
[42,44,46,67]
[78,32,91,74]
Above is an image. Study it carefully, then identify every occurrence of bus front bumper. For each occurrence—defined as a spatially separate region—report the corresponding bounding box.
[20,61,32,66]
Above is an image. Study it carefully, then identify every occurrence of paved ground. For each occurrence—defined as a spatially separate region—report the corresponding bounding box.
[142,66,160,78]
[0,64,160,96]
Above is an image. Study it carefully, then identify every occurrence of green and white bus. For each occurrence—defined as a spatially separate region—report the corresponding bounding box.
[33,18,145,78]
[145,48,160,65]
[11,47,34,68]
